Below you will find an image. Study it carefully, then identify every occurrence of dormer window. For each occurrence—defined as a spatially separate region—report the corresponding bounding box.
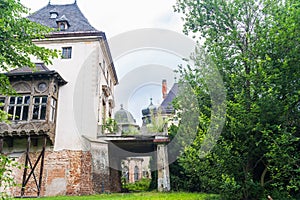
[50,11,58,19]
[58,22,67,31]
[56,15,70,31]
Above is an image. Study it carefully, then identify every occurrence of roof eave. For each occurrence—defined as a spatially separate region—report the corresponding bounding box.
[44,30,105,38]
[5,71,68,86]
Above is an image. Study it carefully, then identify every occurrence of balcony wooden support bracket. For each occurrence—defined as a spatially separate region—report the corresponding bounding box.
[20,135,47,197]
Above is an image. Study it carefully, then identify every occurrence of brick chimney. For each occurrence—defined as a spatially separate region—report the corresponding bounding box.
[162,79,167,99]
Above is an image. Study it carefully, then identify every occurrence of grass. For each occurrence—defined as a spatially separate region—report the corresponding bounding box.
[13,192,220,200]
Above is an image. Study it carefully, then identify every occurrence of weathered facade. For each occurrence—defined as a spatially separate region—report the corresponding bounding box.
[0,2,118,197]
[121,157,151,183]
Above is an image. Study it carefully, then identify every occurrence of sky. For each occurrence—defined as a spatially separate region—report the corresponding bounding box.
[20,0,193,126]
[20,0,184,37]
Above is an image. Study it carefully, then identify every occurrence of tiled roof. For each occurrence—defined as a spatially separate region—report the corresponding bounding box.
[56,15,69,23]
[8,63,50,73]
[160,83,178,114]
[27,2,98,32]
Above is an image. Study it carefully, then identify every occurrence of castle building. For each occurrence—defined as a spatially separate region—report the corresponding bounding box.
[141,79,179,129]
[0,2,118,196]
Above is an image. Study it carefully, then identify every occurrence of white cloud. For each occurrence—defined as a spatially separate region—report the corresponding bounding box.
[21,0,184,37]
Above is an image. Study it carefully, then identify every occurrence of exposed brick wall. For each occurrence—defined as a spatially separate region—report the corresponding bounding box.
[11,150,93,197]
[80,152,93,195]
[12,152,42,197]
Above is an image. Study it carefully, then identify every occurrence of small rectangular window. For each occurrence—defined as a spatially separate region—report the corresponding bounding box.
[62,47,72,59]
[32,96,48,120]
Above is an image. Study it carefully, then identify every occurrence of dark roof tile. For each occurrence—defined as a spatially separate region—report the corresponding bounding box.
[8,63,50,73]
[27,3,97,32]
[160,83,178,113]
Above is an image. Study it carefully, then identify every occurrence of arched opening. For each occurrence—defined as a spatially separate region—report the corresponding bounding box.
[134,166,139,182]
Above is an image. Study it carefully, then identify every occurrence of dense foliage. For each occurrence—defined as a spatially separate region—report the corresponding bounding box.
[171,0,300,199]
[0,0,57,199]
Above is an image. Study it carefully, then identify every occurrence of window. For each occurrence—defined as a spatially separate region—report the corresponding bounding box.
[0,97,5,110]
[32,96,47,120]
[49,98,57,122]
[62,47,72,59]
[38,82,47,92]
[50,12,58,19]
[103,59,106,69]
[8,96,30,121]
[102,100,106,124]
[59,22,66,31]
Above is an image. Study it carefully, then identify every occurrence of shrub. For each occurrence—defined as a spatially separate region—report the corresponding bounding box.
[123,178,151,192]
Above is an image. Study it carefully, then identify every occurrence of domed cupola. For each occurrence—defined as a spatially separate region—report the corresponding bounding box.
[114,104,139,134]
[141,98,158,126]
[115,104,136,125]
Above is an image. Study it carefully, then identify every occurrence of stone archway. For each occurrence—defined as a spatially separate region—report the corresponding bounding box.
[86,134,170,193]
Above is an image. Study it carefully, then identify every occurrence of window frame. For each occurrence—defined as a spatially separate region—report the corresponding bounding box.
[7,95,30,121]
[32,96,48,120]
[49,97,57,122]
[62,47,72,59]
[50,12,58,19]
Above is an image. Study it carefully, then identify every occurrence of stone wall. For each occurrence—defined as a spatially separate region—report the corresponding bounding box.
[90,141,111,193]
[12,150,93,197]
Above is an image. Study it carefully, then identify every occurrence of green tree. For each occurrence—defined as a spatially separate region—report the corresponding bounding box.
[0,0,57,118]
[173,0,300,199]
[0,0,58,198]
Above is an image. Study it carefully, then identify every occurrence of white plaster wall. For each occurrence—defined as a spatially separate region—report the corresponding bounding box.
[34,37,108,151]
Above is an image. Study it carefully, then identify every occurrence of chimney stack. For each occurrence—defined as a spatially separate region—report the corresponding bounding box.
[162,79,167,99]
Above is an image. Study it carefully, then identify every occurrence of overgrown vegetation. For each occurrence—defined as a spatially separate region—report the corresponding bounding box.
[102,118,119,134]
[146,109,168,133]
[0,0,58,199]
[0,156,21,200]
[171,0,300,199]
[121,125,140,135]
[122,178,151,192]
